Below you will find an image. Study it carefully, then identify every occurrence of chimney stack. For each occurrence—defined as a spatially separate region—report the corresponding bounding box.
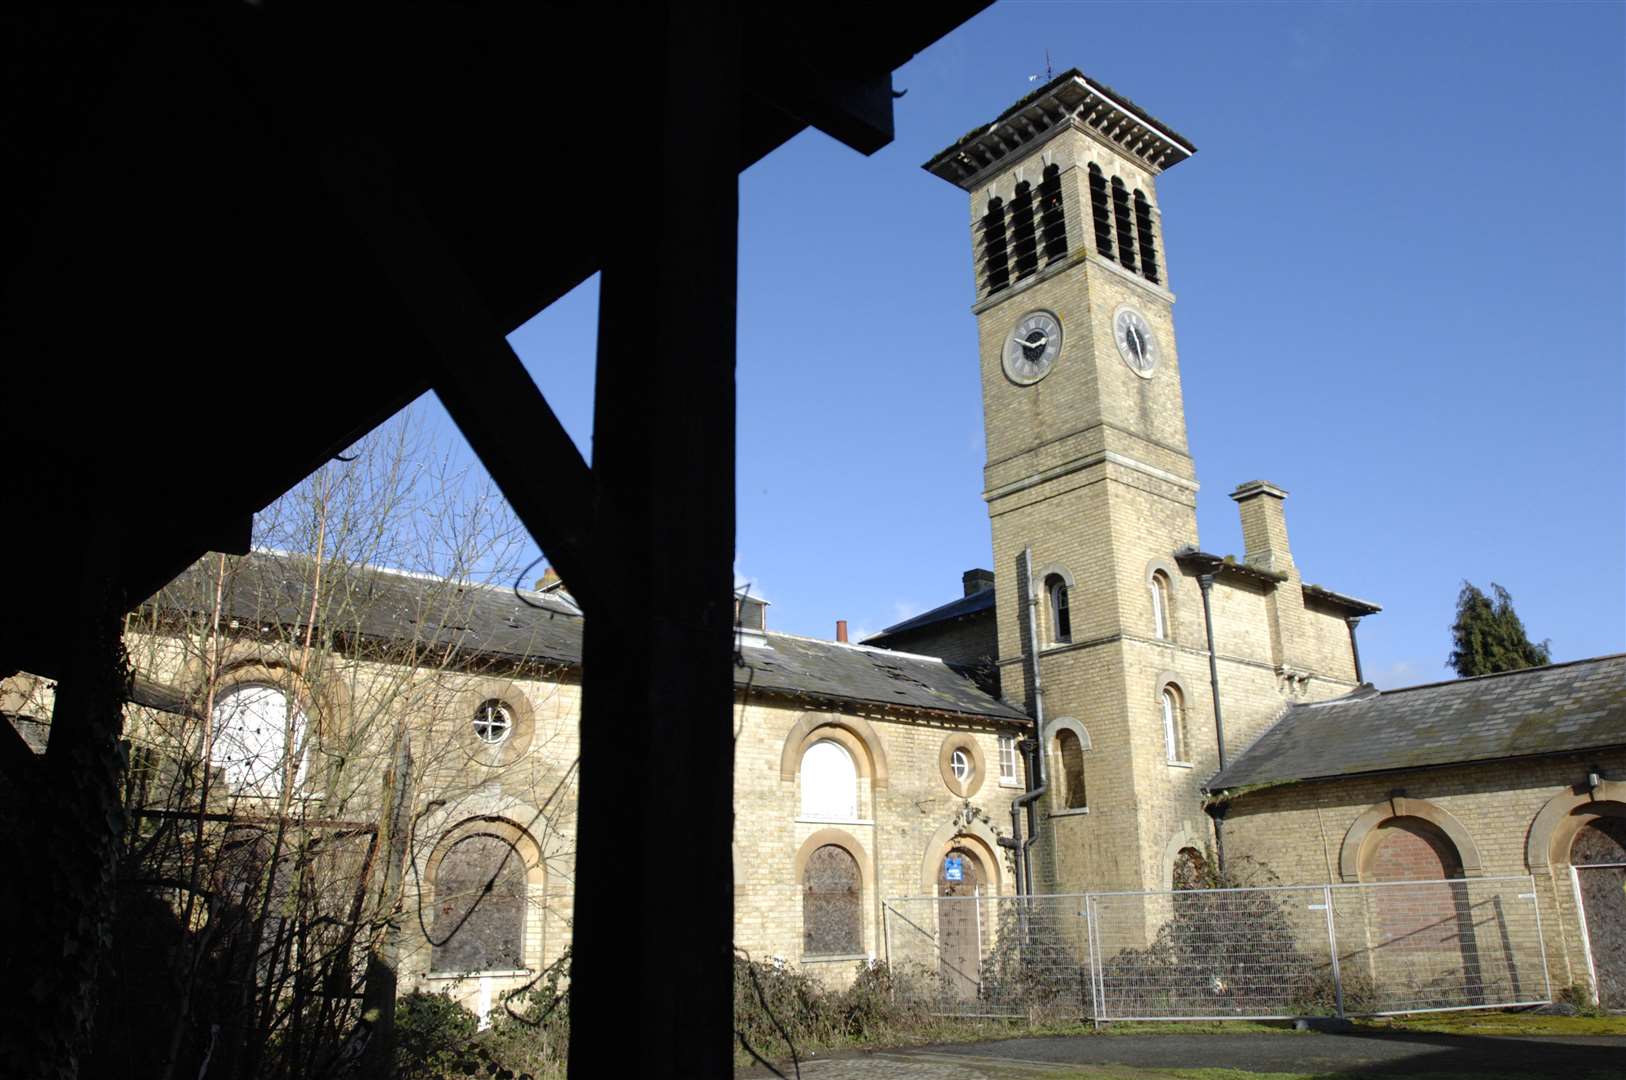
[1230,481,1294,573]
[962,568,995,596]
[835,620,849,643]
[534,567,562,590]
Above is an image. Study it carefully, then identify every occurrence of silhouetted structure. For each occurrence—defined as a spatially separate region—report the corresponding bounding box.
[0,6,988,1077]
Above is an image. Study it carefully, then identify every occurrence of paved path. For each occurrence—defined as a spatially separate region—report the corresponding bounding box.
[756,1031,1626,1078]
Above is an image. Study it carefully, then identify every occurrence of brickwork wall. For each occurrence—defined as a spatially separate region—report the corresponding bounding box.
[872,610,997,674]
[1218,749,1626,995]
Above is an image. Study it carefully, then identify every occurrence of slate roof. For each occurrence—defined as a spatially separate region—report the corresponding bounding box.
[1208,655,1626,791]
[149,553,1026,724]
[863,587,995,643]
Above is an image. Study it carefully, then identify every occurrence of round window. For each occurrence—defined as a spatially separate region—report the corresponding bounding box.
[472,699,513,745]
[950,748,972,782]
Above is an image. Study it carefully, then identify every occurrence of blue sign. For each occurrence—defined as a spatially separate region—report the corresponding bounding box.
[944,855,964,882]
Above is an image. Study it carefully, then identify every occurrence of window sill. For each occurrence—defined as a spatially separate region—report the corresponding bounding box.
[424,968,531,980]
[1167,760,1194,769]
[1049,806,1089,818]
[997,779,1023,789]
[801,953,868,965]
[795,817,875,827]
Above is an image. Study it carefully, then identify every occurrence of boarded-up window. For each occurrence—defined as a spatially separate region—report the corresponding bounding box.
[1056,729,1086,809]
[431,834,527,973]
[803,844,861,956]
[1366,816,1476,998]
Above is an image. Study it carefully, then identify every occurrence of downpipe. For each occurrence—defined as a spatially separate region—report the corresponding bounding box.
[997,548,1049,896]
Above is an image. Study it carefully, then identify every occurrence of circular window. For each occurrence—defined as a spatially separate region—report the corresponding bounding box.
[472,699,513,745]
[938,735,986,798]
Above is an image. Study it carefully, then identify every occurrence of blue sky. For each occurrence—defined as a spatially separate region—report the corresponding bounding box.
[440,0,1624,689]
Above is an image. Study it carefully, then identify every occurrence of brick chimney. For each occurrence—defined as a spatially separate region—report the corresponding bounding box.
[1230,481,1294,573]
[835,620,848,643]
[962,568,995,596]
[534,567,562,590]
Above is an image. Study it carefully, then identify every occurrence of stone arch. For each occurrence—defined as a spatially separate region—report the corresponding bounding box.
[779,711,888,790]
[937,732,988,798]
[1162,827,1208,883]
[1144,558,1179,640]
[424,815,546,892]
[919,815,1006,896]
[1043,717,1091,812]
[1339,796,1483,883]
[791,828,873,896]
[1526,780,1626,871]
[449,677,538,766]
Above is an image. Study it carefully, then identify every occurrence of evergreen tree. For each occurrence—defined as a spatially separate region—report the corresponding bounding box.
[1447,581,1552,677]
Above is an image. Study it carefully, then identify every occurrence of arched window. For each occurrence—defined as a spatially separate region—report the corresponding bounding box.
[803,844,861,956]
[1055,728,1086,810]
[1161,686,1188,763]
[1134,190,1160,284]
[1039,163,1068,262]
[211,683,306,796]
[430,833,527,973]
[1111,177,1137,273]
[1087,164,1114,259]
[800,739,858,819]
[1046,574,1072,644]
[1010,180,1039,279]
[981,195,1010,295]
[1150,571,1171,641]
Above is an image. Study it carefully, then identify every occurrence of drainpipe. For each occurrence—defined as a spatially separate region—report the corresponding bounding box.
[997,547,1049,895]
[1346,616,1364,684]
[1197,569,1227,874]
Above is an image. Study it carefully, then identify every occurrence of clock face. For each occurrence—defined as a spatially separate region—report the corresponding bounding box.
[1113,305,1160,378]
[1003,310,1062,385]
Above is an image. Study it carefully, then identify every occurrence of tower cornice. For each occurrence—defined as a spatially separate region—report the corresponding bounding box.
[923,68,1196,189]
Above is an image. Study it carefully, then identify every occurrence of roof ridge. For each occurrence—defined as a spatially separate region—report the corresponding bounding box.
[1374,653,1626,697]
[764,629,953,666]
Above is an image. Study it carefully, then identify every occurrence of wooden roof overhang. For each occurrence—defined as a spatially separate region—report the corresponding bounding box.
[1,3,988,679]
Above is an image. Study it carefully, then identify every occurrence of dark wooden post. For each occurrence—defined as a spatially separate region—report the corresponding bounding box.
[569,5,740,1076]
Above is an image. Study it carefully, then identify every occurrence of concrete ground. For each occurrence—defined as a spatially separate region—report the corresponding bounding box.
[756,1031,1626,1078]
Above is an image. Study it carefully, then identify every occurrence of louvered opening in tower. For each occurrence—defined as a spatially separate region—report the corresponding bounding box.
[1039,163,1068,263]
[1111,176,1137,273]
[1088,164,1114,261]
[1134,190,1160,284]
[981,196,1010,295]
[1010,180,1039,280]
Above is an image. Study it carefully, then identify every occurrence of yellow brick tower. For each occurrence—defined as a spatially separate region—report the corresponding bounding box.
[925,71,1209,894]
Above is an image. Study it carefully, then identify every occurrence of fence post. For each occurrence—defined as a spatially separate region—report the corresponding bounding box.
[1085,895,1103,1029]
[1322,885,1345,1019]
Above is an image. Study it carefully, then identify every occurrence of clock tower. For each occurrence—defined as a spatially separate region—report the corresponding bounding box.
[924,71,1207,895]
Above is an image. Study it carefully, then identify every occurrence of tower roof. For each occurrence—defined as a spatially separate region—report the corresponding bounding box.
[923,68,1196,189]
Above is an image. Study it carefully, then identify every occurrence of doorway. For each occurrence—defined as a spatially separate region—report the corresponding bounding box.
[1572,817,1626,1008]
[936,846,983,1001]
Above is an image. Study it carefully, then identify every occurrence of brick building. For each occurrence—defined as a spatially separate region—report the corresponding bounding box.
[5,68,1621,1019]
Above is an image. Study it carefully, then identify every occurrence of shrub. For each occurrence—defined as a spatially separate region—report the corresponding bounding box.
[395,991,479,1080]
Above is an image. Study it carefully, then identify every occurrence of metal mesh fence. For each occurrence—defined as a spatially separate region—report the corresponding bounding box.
[882,876,1549,1022]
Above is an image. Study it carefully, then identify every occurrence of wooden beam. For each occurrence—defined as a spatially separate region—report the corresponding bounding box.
[569,6,739,1076]
[321,146,599,608]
